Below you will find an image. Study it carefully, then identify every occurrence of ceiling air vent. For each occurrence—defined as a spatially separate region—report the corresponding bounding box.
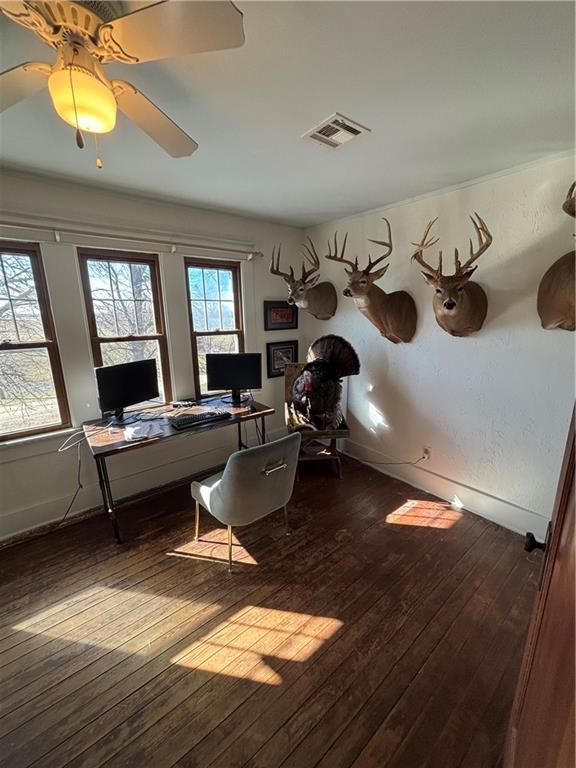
[304,113,370,149]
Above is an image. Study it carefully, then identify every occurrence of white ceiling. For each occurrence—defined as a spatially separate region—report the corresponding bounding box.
[0,1,574,227]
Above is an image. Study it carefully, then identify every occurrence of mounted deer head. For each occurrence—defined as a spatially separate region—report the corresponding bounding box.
[269,241,337,320]
[324,219,417,343]
[537,182,575,331]
[562,181,576,218]
[411,213,493,337]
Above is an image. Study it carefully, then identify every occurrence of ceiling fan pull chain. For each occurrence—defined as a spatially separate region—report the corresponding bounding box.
[94,134,103,169]
[68,47,84,150]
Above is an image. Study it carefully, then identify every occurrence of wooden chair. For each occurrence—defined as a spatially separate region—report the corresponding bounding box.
[284,362,350,478]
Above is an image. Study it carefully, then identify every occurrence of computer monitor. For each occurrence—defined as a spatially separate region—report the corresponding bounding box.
[95,359,159,420]
[206,353,262,403]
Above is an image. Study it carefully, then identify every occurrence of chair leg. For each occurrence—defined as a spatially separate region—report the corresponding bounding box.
[194,500,200,541]
[284,505,291,536]
[227,525,233,573]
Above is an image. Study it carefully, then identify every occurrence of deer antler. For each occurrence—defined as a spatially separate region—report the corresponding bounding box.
[365,217,393,273]
[301,237,321,282]
[562,182,576,218]
[411,218,443,277]
[454,212,493,276]
[324,232,357,272]
[269,245,294,284]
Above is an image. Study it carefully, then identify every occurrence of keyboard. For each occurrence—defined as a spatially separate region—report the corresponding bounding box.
[168,408,232,431]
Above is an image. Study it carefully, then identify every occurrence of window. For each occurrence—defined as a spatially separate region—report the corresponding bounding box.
[185,259,244,397]
[0,241,70,440]
[78,249,171,402]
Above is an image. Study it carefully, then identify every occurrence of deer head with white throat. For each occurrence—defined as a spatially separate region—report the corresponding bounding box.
[324,219,417,343]
[269,241,337,320]
[411,213,493,337]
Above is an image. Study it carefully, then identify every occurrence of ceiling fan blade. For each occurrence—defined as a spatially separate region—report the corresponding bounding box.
[113,81,198,157]
[0,1,32,24]
[0,62,50,112]
[97,1,244,64]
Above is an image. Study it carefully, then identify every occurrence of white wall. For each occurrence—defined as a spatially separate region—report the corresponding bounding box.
[0,171,309,539]
[305,155,575,538]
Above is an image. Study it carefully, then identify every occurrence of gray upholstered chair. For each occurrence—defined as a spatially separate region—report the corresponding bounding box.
[190,432,301,572]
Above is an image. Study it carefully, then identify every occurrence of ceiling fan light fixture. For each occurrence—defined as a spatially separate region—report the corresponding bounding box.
[1,0,245,156]
[48,66,117,134]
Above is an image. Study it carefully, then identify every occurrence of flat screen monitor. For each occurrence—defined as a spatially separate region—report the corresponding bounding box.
[95,359,159,419]
[206,353,262,403]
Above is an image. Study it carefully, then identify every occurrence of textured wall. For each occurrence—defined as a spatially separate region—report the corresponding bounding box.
[304,155,575,537]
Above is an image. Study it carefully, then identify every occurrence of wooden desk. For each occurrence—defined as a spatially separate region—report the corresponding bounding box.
[83,399,275,542]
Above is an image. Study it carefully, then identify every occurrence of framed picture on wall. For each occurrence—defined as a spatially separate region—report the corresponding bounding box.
[266,340,299,378]
[263,301,298,331]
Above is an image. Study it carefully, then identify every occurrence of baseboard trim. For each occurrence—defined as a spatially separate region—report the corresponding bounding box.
[0,461,226,552]
[342,438,549,540]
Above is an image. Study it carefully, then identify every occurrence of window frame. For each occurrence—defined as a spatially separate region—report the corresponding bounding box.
[78,247,172,403]
[184,257,245,399]
[0,240,71,441]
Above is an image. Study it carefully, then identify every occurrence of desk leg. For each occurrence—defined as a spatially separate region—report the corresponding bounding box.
[96,456,122,543]
[237,422,243,451]
[261,416,266,444]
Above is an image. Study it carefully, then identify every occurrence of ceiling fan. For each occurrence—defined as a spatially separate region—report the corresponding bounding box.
[0,1,245,160]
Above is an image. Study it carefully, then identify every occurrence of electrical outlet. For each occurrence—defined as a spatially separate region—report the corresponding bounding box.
[423,447,431,461]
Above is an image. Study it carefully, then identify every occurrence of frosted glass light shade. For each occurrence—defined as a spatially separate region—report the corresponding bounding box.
[48,67,116,133]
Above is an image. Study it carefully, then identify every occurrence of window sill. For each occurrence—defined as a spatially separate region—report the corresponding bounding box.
[0,426,78,464]
[1,426,76,447]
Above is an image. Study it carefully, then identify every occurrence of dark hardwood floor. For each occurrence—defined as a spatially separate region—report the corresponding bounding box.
[0,457,541,768]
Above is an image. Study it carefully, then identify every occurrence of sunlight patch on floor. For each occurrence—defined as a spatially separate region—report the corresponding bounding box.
[12,588,213,652]
[385,499,463,529]
[167,543,258,566]
[172,608,343,684]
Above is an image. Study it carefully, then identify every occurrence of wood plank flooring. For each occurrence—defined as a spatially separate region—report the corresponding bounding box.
[0,457,541,767]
